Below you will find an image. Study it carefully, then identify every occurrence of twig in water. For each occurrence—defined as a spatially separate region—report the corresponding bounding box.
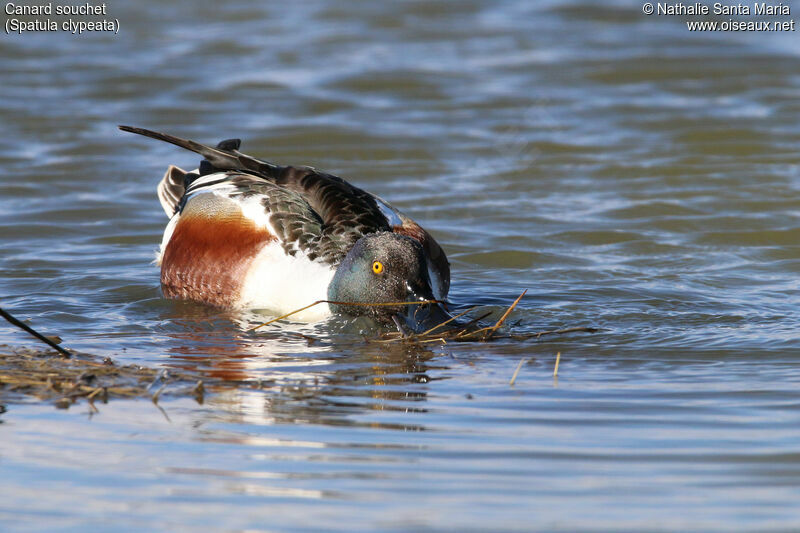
[510,357,527,386]
[535,326,597,340]
[483,289,528,340]
[553,351,561,378]
[447,290,528,341]
[250,290,596,346]
[418,306,478,337]
[456,311,494,332]
[0,307,72,358]
[250,299,445,331]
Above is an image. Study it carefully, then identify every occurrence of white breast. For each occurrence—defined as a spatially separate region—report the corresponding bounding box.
[238,241,336,322]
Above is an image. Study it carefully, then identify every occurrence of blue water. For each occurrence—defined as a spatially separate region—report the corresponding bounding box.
[1,0,800,531]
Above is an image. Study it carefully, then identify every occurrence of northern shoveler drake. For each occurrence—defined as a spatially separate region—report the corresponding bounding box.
[120,125,451,332]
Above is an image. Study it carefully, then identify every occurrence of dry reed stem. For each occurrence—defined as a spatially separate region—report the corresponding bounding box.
[371,290,589,345]
[417,306,477,337]
[250,299,444,331]
[481,289,528,340]
[509,358,527,386]
[248,289,598,347]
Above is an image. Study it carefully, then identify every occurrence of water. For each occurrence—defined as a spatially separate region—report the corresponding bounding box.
[2,0,800,530]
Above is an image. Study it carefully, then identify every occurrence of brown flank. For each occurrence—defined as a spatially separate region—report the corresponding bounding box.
[161,210,276,307]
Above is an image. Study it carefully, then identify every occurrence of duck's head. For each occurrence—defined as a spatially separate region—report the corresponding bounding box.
[328,232,451,333]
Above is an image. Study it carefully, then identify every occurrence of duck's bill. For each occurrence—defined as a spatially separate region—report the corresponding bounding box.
[394,300,453,335]
[391,280,454,334]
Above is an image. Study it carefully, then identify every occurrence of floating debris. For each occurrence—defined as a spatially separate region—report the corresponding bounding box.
[0,306,220,409]
[0,345,211,409]
[374,291,598,345]
[250,290,598,345]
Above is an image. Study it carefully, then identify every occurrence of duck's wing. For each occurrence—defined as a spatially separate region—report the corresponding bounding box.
[174,171,353,265]
[121,125,389,239]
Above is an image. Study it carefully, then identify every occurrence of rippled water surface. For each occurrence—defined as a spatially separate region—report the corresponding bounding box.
[2,0,800,531]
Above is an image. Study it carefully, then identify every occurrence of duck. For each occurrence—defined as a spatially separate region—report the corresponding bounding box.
[119,125,452,332]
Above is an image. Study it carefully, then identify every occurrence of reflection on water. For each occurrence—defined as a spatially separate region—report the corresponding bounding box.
[2,0,800,530]
[150,306,441,431]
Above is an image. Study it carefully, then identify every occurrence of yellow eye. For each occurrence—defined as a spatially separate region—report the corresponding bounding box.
[372,261,384,274]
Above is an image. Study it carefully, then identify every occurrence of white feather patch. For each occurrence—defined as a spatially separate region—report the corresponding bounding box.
[156,172,335,319]
[155,214,179,265]
[238,241,335,321]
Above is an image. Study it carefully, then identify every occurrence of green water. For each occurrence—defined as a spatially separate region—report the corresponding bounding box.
[1,0,800,531]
